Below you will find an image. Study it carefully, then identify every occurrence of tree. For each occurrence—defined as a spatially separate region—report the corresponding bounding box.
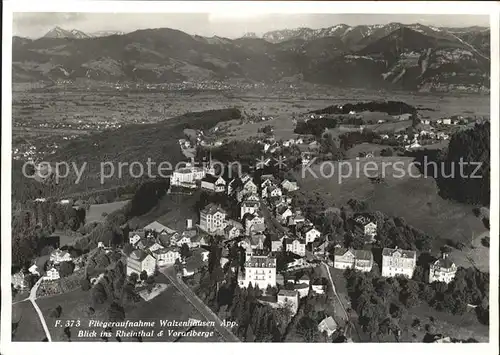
[380,148,393,157]
[80,278,91,291]
[129,272,139,284]
[91,283,108,305]
[140,270,148,281]
[59,261,75,278]
[349,232,366,249]
[107,302,125,322]
[146,275,155,285]
[123,243,134,256]
[180,243,191,261]
[50,305,62,318]
[296,316,319,342]
[400,280,420,308]
[419,284,436,303]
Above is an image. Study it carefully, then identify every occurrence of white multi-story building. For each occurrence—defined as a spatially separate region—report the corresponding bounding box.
[245,212,266,236]
[242,179,258,195]
[302,226,321,244]
[238,255,276,289]
[429,253,457,284]
[171,161,214,188]
[285,238,306,256]
[199,203,227,233]
[381,247,417,279]
[153,247,180,266]
[240,199,260,219]
[45,267,60,280]
[49,249,72,264]
[334,248,373,272]
[127,250,157,276]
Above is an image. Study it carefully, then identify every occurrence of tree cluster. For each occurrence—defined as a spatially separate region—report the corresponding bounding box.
[294,118,337,137]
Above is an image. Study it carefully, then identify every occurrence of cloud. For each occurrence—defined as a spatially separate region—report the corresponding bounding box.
[13,13,87,37]
[11,12,489,39]
[14,12,86,27]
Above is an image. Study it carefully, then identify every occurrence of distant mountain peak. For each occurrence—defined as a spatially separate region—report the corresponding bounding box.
[241,32,258,39]
[43,26,90,39]
[90,30,126,37]
[14,23,490,93]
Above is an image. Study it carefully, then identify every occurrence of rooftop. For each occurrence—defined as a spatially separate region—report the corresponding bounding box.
[128,249,149,262]
[202,174,224,184]
[354,249,373,261]
[433,255,456,270]
[245,256,276,268]
[201,203,227,215]
[143,221,176,234]
[318,316,337,331]
[153,247,178,255]
[278,289,299,297]
[382,247,416,259]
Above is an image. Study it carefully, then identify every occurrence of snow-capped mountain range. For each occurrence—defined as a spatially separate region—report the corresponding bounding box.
[13,23,489,93]
[42,26,126,39]
[255,22,487,44]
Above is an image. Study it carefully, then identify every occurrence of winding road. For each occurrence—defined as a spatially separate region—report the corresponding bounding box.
[159,266,240,342]
[29,277,52,342]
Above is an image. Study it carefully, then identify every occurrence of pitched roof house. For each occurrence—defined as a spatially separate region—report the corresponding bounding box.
[201,174,226,193]
[285,238,306,256]
[240,199,261,219]
[244,212,265,236]
[429,252,457,284]
[199,203,227,233]
[281,179,299,192]
[318,316,338,337]
[144,221,176,234]
[354,215,377,239]
[302,226,321,244]
[224,225,241,240]
[129,231,145,246]
[276,206,293,223]
[152,247,180,266]
[127,249,157,276]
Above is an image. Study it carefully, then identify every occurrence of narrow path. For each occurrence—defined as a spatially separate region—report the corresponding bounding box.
[321,262,367,342]
[29,278,52,342]
[322,262,349,320]
[160,267,240,342]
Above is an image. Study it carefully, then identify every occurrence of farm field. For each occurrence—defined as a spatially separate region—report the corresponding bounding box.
[346,143,394,159]
[214,114,297,142]
[13,89,489,155]
[367,120,413,133]
[294,156,488,267]
[12,300,47,341]
[36,279,216,342]
[127,191,201,232]
[86,200,130,224]
[50,230,85,248]
[400,304,489,342]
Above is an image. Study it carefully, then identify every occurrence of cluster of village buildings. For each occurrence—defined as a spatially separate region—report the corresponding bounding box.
[12,127,459,337]
[120,163,458,322]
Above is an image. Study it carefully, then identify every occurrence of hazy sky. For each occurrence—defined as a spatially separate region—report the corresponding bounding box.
[13,13,489,39]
